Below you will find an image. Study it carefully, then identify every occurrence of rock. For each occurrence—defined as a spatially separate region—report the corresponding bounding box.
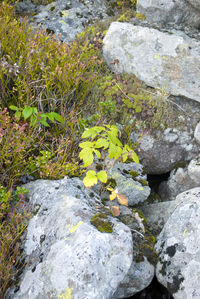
[6,177,133,298]
[107,161,151,205]
[140,201,177,236]
[103,22,200,103]
[155,188,200,299]
[134,128,198,174]
[18,0,110,43]
[194,122,200,144]
[136,0,200,29]
[159,156,200,200]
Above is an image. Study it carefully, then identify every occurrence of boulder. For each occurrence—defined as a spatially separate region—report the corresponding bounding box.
[6,177,133,298]
[156,188,200,299]
[134,128,198,174]
[159,156,200,200]
[103,22,200,103]
[136,0,200,28]
[194,122,200,144]
[6,177,155,298]
[107,161,151,205]
[17,0,110,43]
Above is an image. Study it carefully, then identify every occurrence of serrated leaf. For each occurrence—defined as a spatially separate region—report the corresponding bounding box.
[79,141,94,149]
[50,112,64,124]
[132,151,139,164]
[122,153,128,162]
[95,138,109,149]
[79,148,94,167]
[93,149,101,159]
[97,171,107,183]
[9,105,19,111]
[83,170,97,187]
[22,106,34,120]
[111,206,120,216]
[108,143,123,160]
[107,131,122,146]
[39,118,50,127]
[117,194,128,206]
[82,128,97,139]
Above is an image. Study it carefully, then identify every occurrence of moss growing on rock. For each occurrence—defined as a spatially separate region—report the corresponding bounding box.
[90,213,113,233]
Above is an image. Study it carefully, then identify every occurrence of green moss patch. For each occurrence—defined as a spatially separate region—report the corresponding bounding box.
[90,213,113,233]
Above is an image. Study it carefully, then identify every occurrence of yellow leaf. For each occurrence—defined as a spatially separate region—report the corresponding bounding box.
[117,194,128,206]
[110,191,117,201]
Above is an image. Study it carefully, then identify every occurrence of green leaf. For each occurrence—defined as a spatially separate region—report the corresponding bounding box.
[79,148,94,167]
[135,106,142,113]
[97,171,107,183]
[107,130,122,146]
[82,128,98,139]
[22,106,34,120]
[132,151,139,164]
[83,170,97,187]
[49,112,64,124]
[39,118,50,127]
[79,141,94,149]
[122,153,128,162]
[15,111,21,119]
[93,149,101,159]
[108,143,123,160]
[9,105,19,111]
[95,138,109,149]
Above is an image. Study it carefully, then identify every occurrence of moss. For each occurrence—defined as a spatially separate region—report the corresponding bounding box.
[136,179,148,186]
[174,161,188,170]
[129,170,139,177]
[90,213,113,233]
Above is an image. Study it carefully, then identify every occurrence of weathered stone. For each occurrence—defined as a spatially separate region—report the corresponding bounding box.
[137,0,200,28]
[107,161,151,205]
[134,128,198,174]
[6,177,133,299]
[159,156,200,200]
[103,22,200,103]
[194,122,200,144]
[140,201,177,236]
[17,0,110,43]
[156,188,200,299]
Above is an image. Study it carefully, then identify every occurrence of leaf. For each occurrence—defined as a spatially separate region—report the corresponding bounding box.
[111,206,120,216]
[39,118,50,127]
[9,105,19,111]
[135,106,142,113]
[97,171,107,183]
[79,148,94,167]
[108,143,123,160]
[82,128,98,139]
[122,153,128,162]
[107,131,122,146]
[117,194,128,206]
[22,106,34,120]
[95,138,109,149]
[132,151,139,164]
[109,191,117,201]
[83,170,97,187]
[79,141,94,149]
[93,149,101,159]
[15,111,21,119]
[50,112,64,124]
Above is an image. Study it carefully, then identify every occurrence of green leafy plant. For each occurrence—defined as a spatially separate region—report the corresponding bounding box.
[9,105,64,127]
[79,125,139,188]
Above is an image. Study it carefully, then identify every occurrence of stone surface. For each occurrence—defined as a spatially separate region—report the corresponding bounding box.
[159,156,200,200]
[137,0,200,28]
[134,128,199,174]
[6,177,133,298]
[194,122,200,144]
[103,22,200,103]
[140,201,177,236]
[156,188,200,299]
[17,0,110,43]
[6,177,156,299]
[107,161,151,205]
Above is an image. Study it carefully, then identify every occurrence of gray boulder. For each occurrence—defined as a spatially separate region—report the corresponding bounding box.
[103,22,200,103]
[156,188,200,299]
[134,128,198,174]
[107,161,151,205]
[137,0,200,29]
[194,122,200,144]
[18,0,110,43]
[159,156,200,200]
[6,177,133,299]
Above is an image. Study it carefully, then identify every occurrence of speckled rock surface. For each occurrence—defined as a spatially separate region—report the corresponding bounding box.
[156,188,200,299]
[194,122,200,144]
[134,128,199,174]
[103,22,200,103]
[5,177,134,299]
[107,161,151,205]
[136,0,200,29]
[159,156,200,200]
[16,0,110,43]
